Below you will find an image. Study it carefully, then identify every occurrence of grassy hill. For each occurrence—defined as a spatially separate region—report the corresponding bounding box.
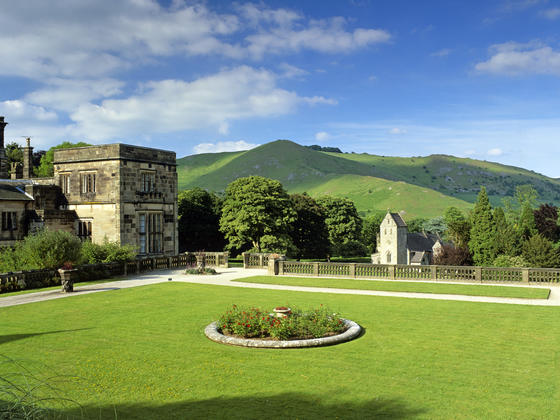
[177,140,560,219]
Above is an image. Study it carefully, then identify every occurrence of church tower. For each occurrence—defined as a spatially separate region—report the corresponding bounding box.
[378,212,408,265]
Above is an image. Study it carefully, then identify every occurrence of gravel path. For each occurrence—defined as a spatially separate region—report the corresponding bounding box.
[1,267,558,308]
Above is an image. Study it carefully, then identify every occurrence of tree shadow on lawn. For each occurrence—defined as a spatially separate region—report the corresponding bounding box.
[69,393,426,419]
[0,328,92,346]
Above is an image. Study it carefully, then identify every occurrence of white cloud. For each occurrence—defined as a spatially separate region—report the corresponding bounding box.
[69,66,335,141]
[194,140,259,154]
[0,100,57,122]
[315,131,330,141]
[278,63,308,79]
[246,16,390,58]
[475,42,560,76]
[431,48,452,57]
[487,148,503,156]
[0,1,390,82]
[25,78,124,112]
[389,127,407,134]
[540,8,560,19]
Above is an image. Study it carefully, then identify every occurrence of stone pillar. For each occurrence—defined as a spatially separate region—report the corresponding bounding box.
[0,116,8,179]
[522,268,530,284]
[388,265,396,280]
[349,263,356,278]
[431,265,437,280]
[23,137,33,179]
[313,262,319,277]
[475,267,482,282]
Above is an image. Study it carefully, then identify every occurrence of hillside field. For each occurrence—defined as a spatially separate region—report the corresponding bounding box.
[176,140,560,219]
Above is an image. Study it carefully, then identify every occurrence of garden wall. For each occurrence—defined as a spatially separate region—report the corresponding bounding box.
[272,260,560,284]
[0,251,228,294]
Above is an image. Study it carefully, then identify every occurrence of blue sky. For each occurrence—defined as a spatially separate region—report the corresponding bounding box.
[1,0,560,177]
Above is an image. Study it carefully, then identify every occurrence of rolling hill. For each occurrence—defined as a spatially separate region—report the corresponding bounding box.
[176,140,560,219]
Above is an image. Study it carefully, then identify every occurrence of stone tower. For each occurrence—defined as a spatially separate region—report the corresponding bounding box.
[22,137,33,179]
[377,212,408,264]
[0,116,8,179]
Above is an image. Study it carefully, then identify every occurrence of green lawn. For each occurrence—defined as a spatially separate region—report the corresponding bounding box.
[1,282,559,419]
[233,276,551,299]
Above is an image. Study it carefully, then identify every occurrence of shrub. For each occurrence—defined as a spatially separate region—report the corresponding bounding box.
[11,229,82,270]
[185,267,217,275]
[80,239,136,264]
[493,255,528,268]
[217,304,346,340]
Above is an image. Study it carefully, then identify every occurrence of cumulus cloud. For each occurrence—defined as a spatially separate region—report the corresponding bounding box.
[487,148,503,156]
[25,78,124,112]
[0,100,57,122]
[315,131,330,141]
[246,17,391,58]
[389,127,407,134]
[540,8,560,19]
[0,1,390,81]
[69,66,335,141]
[194,140,259,154]
[475,42,560,76]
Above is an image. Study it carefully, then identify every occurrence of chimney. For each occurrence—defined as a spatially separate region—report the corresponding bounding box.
[0,116,8,179]
[23,137,33,179]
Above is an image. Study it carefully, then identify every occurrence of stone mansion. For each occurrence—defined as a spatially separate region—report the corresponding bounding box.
[0,116,178,255]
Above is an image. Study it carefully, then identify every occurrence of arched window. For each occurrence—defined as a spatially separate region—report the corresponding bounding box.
[386,251,391,263]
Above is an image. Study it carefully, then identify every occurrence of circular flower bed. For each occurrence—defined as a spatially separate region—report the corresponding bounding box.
[205,305,362,348]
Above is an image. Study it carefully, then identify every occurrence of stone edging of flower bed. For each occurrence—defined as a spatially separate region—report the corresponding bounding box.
[204,319,362,348]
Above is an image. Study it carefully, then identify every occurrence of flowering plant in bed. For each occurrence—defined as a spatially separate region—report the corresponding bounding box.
[217,304,347,340]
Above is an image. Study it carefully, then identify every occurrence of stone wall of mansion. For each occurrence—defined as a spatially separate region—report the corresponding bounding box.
[0,116,178,255]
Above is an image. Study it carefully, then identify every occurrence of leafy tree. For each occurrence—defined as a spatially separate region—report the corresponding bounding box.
[533,204,560,242]
[178,188,225,252]
[502,184,539,222]
[493,207,521,256]
[316,196,362,256]
[6,141,23,163]
[522,234,560,268]
[469,187,496,266]
[289,194,329,259]
[518,201,537,241]
[333,240,368,257]
[361,212,385,253]
[407,217,428,233]
[432,245,473,266]
[444,207,470,248]
[422,216,447,236]
[515,184,539,208]
[220,176,295,253]
[35,141,91,177]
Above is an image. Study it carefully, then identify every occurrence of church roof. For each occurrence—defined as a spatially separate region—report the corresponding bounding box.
[0,183,34,201]
[389,212,407,227]
[410,251,427,264]
[407,232,440,252]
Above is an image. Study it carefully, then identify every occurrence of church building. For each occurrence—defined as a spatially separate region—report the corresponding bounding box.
[371,212,443,265]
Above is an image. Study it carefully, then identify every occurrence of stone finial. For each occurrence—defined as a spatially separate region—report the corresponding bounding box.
[26,137,31,147]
